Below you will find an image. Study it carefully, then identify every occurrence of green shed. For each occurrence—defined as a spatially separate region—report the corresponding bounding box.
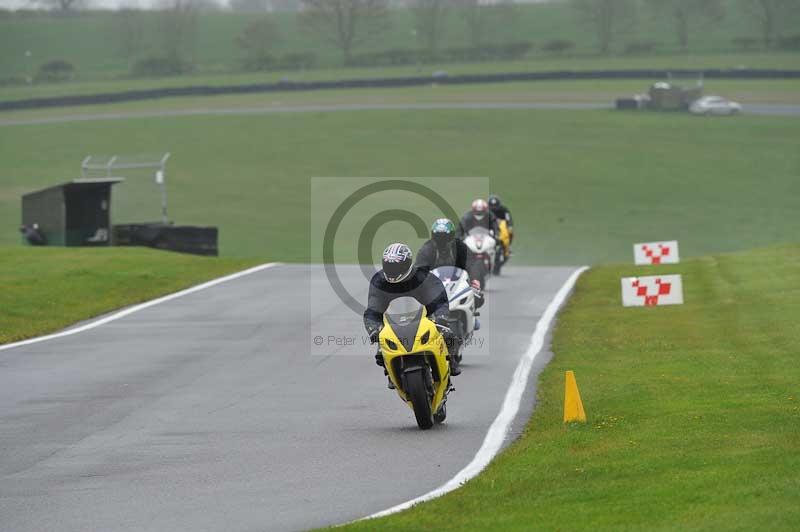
[21,178,123,246]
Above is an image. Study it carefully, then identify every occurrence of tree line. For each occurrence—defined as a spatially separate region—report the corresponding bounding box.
[13,0,800,80]
[571,0,795,54]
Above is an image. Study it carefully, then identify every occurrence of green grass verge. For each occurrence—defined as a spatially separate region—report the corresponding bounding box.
[0,246,260,345]
[2,109,798,264]
[337,243,800,531]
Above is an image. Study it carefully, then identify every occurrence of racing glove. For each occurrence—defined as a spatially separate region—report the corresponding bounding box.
[470,279,482,293]
[471,279,485,308]
[368,325,382,345]
[436,323,458,351]
[368,325,384,366]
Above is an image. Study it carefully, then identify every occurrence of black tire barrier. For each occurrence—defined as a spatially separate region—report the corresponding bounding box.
[113,223,218,256]
[3,69,799,112]
[616,98,639,110]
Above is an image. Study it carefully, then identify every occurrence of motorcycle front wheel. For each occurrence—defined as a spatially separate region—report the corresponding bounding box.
[405,370,434,430]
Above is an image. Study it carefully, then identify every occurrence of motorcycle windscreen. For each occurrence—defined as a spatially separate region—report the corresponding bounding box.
[431,266,467,283]
[466,226,496,252]
[385,296,424,353]
[468,226,491,237]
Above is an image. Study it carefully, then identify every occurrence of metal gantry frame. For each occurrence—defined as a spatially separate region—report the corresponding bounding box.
[81,153,171,224]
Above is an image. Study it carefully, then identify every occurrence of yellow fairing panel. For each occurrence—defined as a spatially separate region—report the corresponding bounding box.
[380,310,450,413]
[498,220,511,257]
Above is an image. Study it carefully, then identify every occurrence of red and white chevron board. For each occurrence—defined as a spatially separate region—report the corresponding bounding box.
[633,240,680,265]
[621,274,684,307]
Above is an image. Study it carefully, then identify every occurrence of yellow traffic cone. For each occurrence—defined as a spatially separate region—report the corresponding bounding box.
[564,370,587,423]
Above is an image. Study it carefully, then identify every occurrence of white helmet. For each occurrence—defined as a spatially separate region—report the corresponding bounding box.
[471,198,488,221]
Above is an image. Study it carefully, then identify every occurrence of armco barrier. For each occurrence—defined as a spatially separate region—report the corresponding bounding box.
[2,69,799,112]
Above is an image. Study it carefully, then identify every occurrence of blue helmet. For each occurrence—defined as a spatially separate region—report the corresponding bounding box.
[431,218,456,249]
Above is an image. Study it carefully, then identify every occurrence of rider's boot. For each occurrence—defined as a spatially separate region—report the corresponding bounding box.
[384,369,396,389]
[449,357,462,376]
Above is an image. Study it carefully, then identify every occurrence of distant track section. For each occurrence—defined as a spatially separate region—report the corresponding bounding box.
[2,68,799,112]
[2,103,798,127]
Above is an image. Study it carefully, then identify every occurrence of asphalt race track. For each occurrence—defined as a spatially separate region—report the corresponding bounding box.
[0,102,798,127]
[0,264,577,532]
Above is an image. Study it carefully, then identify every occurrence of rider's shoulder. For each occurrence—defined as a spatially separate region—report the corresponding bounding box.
[414,267,431,279]
[418,267,443,285]
[369,270,386,287]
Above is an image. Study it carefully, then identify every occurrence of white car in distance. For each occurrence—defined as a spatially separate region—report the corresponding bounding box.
[689,96,743,116]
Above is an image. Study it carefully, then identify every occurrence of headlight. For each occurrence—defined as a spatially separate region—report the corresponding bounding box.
[385,339,398,350]
[420,330,430,344]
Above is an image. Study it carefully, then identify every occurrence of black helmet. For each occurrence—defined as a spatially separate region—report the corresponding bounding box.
[431,218,455,250]
[382,243,413,283]
[488,195,501,209]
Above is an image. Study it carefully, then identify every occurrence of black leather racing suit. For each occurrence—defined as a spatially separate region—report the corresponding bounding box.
[415,239,470,273]
[489,204,513,230]
[415,239,484,304]
[457,211,499,239]
[363,267,450,339]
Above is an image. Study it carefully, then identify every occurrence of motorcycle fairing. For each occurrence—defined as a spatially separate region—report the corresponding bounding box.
[448,286,473,304]
[497,219,511,258]
[432,266,466,282]
[385,306,423,353]
[380,307,450,416]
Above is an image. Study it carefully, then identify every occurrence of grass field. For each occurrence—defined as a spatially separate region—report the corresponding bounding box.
[337,243,800,531]
[2,107,798,264]
[1,1,799,85]
[2,52,799,104]
[0,246,259,345]
[2,24,799,526]
[2,79,800,121]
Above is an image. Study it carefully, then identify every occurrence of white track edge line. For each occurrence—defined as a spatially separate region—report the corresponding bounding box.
[361,265,589,521]
[0,262,280,352]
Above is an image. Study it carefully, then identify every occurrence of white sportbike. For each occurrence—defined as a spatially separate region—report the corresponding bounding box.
[462,226,497,290]
[431,266,479,374]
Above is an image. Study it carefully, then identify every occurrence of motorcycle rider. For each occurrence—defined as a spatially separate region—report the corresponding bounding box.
[457,198,499,239]
[416,218,484,303]
[488,195,513,240]
[364,243,461,379]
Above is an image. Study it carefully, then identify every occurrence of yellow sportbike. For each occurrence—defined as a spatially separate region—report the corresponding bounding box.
[494,219,512,275]
[380,297,453,430]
